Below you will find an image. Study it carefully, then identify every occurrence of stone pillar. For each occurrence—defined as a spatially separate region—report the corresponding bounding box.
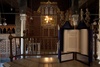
[20,14,27,36]
[20,14,27,58]
[97,0,100,64]
[15,14,21,36]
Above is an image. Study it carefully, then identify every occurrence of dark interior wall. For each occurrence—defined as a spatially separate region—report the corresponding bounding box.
[27,0,71,11]
[79,0,99,21]
[0,3,16,24]
[0,0,98,25]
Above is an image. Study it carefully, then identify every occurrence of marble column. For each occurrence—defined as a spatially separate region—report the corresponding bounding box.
[20,14,27,36]
[20,14,27,58]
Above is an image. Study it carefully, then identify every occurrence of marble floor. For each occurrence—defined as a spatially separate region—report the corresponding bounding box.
[0,63,4,67]
[3,57,100,67]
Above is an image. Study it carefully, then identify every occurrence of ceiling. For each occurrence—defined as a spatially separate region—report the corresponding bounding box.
[0,0,98,13]
[0,0,99,24]
[0,0,71,13]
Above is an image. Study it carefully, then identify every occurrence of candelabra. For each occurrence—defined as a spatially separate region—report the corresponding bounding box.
[92,20,99,60]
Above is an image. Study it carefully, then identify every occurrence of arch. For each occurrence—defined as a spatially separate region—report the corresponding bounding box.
[7,28,11,33]
[0,28,2,33]
[45,7,48,14]
[53,7,57,14]
[3,28,6,34]
[41,7,45,14]
[12,28,15,33]
[50,7,53,14]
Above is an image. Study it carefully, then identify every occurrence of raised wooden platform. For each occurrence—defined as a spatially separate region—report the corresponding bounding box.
[3,57,100,67]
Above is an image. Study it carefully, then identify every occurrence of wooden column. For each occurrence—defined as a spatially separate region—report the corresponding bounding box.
[94,33,97,60]
[97,0,100,63]
[9,33,13,62]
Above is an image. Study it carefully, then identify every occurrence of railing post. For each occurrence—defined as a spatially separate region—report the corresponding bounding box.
[23,30,26,58]
[23,37,26,58]
[94,33,97,60]
[9,32,13,62]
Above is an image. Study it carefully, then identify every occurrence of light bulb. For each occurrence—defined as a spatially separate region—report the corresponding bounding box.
[11,8,13,11]
[3,21,7,26]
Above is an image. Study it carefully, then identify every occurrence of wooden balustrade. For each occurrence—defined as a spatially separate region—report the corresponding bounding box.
[0,24,15,34]
[9,34,58,61]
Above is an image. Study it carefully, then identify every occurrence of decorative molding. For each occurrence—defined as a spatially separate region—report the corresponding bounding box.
[0,25,15,30]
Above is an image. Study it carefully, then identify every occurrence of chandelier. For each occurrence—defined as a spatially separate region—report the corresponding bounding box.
[0,14,7,26]
[44,16,53,24]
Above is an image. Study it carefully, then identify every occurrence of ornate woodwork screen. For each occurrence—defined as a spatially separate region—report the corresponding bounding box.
[37,1,60,51]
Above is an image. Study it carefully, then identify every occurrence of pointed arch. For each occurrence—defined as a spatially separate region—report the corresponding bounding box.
[7,28,11,33]
[0,28,2,33]
[3,28,6,34]
[12,28,15,33]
